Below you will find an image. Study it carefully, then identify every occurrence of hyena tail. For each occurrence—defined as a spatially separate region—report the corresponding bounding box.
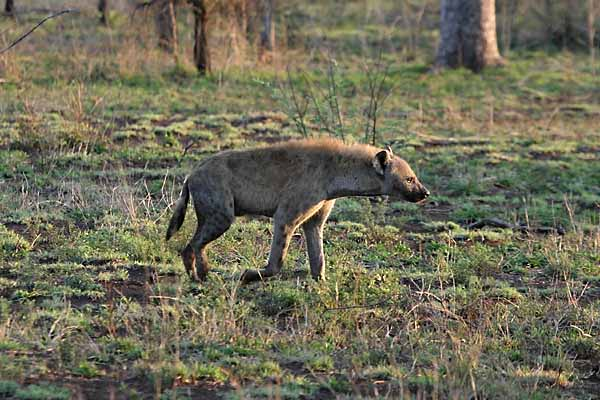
[166,179,190,241]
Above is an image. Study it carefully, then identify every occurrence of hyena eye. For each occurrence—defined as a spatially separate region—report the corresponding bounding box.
[405,177,414,184]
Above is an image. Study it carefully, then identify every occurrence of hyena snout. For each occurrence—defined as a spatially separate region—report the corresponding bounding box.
[406,183,430,203]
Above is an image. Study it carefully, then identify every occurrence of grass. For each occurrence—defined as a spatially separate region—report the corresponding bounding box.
[1,3,599,399]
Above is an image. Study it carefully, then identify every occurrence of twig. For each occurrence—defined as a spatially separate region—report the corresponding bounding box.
[363,50,395,146]
[467,218,565,235]
[284,67,309,137]
[181,140,198,158]
[302,72,332,135]
[0,9,78,55]
[326,59,344,140]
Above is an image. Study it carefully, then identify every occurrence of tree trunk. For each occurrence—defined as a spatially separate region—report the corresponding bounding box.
[98,0,109,26]
[189,0,210,74]
[562,0,577,49]
[498,0,517,55]
[5,0,14,17]
[259,0,275,62]
[156,0,178,54]
[435,0,504,72]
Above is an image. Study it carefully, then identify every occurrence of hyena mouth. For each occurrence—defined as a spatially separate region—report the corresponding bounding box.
[404,191,430,204]
[403,192,429,203]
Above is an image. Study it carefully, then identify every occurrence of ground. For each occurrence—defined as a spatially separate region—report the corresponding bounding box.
[0,5,600,400]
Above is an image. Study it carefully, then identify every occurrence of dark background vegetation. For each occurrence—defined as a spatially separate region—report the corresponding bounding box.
[0,1,599,399]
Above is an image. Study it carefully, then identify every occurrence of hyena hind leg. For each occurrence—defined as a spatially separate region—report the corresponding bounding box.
[183,211,234,282]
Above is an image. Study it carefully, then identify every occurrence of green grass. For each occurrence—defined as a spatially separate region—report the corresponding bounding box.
[0,3,599,399]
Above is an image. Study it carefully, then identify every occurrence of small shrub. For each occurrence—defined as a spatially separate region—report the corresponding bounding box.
[72,360,102,378]
[189,364,226,383]
[0,226,30,260]
[0,380,20,397]
[306,355,334,372]
[325,376,351,394]
[14,383,70,400]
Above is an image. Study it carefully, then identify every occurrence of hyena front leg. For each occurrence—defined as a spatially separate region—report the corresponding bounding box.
[302,200,335,280]
[241,200,324,283]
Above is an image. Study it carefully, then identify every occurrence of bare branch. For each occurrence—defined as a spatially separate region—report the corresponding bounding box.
[0,9,78,55]
[363,50,395,146]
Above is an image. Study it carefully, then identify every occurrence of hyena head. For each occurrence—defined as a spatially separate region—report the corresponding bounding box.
[372,146,430,203]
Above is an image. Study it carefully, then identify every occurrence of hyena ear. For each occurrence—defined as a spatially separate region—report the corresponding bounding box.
[372,150,391,176]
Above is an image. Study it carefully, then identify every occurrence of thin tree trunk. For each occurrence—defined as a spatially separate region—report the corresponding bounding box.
[259,0,275,62]
[156,0,178,54]
[98,0,109,26]
[413,3,428,56]
[544,0,554,47]
[562,0,577,49]
[589,0,596,74]
[5,0,14,17]
[189,0,210,74]
[239,0,248,39]
[499,0,517,55]
[435,0,504,72]
[478,0,503,67]
[167,0,178,61]
[226,1,242,66]
[400,1,427,57]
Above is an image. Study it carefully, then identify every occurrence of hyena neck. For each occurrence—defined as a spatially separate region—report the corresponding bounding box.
[326,159,383,199]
